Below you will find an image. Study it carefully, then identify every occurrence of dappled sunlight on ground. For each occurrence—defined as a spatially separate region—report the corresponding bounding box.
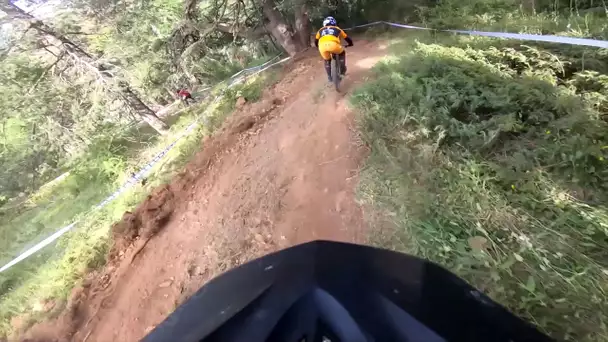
[377,42,390,50]
[355,56,384,70]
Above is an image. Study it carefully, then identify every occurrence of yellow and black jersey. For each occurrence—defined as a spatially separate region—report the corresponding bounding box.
[314,26,354,49]
[315,26,350,45]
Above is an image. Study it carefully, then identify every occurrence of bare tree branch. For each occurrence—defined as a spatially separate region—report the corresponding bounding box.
[63,31,98,35]
[42,46,60,56]
[28,51,66,94]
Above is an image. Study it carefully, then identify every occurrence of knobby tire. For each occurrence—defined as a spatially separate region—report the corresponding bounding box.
[331,57,341,92]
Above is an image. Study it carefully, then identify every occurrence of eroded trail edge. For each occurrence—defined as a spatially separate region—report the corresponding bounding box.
[25,41,386,342]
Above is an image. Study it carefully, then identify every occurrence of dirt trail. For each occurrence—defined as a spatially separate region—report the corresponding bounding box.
[25,40,386,342]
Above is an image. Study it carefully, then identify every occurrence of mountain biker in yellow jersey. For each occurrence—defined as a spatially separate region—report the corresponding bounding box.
[314,16,354,82]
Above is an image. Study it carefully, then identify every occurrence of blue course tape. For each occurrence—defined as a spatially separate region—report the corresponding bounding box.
[3,19,607,274]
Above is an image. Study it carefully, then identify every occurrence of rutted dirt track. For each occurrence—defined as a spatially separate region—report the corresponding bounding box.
[26,40,386,342]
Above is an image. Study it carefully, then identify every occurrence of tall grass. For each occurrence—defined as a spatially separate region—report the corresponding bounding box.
[352,30,608,341]
[0,72,277,338]
[415,0,608,39]
[0,127,159,271]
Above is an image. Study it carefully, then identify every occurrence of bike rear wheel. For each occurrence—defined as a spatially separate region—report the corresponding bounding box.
[330,56,341,91]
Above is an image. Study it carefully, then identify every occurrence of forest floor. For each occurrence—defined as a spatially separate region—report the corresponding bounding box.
[23,40,387,342]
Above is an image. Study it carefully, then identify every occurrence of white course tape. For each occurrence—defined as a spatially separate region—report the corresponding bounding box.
[229,57,291,87]
[343,21,608,48]
[447,29,608,48]
[0,223,78,273]
[228,55,282,86]
[344,21,385,30]
[0,55,290,274]
[376,22,432,30]
[4,19,606,274]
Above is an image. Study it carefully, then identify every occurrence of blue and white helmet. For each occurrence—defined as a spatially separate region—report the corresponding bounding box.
[323,16,337,27]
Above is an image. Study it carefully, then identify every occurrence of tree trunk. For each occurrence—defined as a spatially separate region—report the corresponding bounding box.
[119,83,169,134]
[2,2,168,135]
[261,0,306,56]
[521,0,536,14]
[293,3,311,48]
[182,0,308,56]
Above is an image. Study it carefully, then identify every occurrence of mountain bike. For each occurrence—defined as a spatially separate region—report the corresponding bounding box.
[330,46,348,92]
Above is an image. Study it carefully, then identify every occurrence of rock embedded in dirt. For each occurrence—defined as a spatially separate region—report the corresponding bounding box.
[158,280,173,288]
[254,233,266,244]
[235,97,247,108]
[32,299,56,313]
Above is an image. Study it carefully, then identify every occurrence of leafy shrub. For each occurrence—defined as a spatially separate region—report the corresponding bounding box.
[352,36,608,341]
[415,0,608,39]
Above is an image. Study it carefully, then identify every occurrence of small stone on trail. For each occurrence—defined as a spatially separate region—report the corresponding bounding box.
[158,280,173,288]
[254,233,265,244]
[235,97,247,108]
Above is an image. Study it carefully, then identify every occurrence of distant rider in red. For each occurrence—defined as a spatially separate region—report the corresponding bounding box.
[177,89,193,105]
